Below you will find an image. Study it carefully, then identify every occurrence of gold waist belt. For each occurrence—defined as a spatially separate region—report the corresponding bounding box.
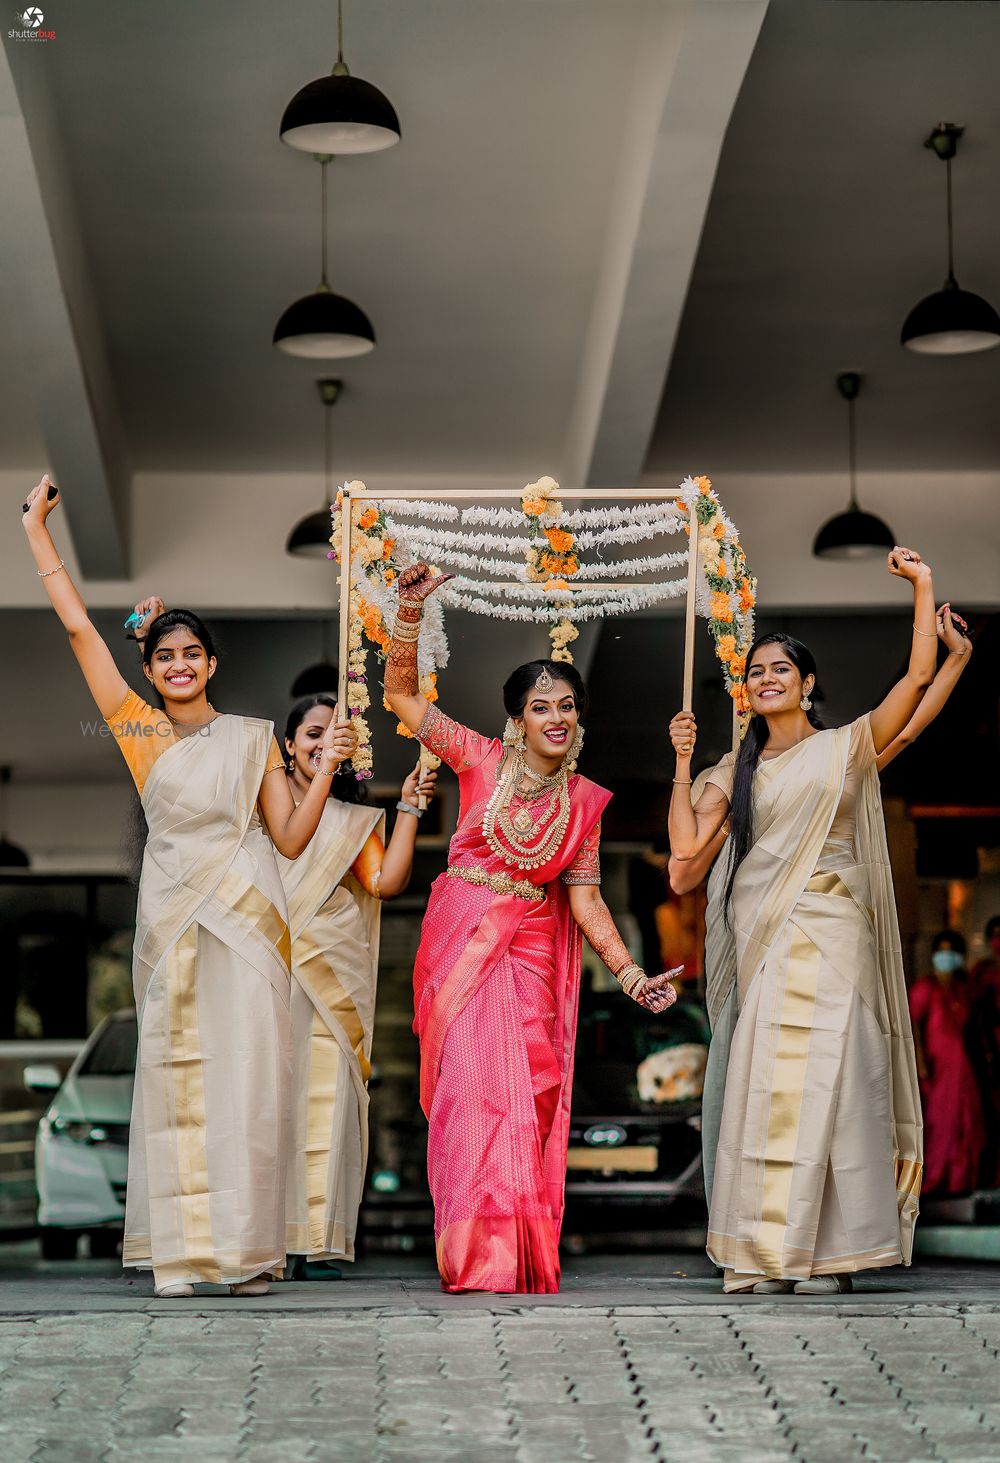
[446,865,543,901]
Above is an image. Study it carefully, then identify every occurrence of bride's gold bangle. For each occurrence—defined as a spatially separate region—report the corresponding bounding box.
[912,622,936,637]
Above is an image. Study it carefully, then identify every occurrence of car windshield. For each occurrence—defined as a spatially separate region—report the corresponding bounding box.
[78,1018,138,1077]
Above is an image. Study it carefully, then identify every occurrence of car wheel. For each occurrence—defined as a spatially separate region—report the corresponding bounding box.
[89,1230,122,1260]
[39,1228,80,1260]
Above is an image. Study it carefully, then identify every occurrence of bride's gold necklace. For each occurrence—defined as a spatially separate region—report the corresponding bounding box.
[483,747,571,870]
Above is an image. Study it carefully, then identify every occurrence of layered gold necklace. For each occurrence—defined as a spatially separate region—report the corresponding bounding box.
[482,666,577,871]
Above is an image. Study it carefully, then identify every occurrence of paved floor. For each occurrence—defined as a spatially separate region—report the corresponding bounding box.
[2,1249,1000,1462]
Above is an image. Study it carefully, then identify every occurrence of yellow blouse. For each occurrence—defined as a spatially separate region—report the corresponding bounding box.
[105,688,285,796]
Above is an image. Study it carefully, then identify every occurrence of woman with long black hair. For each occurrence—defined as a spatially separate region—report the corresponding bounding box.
[668,546,935,1294]
[22,477,355,1298]
[277,694,435,1274]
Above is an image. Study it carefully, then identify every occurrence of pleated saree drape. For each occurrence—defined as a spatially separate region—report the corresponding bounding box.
[277,798,384,1262]
[125,715,292,1286]
[705,719,922,1291]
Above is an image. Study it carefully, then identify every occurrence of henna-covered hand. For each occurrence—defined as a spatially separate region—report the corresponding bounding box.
[398,561,454,609]
[637,969,681,1013]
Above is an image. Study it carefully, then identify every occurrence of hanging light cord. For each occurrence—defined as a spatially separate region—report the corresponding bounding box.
[323,392,333,508]
[846,395,859,511]
[319,158,330,289]
[945,155,956,286]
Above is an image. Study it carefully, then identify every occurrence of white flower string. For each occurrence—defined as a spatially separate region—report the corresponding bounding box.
[327,473,757,776]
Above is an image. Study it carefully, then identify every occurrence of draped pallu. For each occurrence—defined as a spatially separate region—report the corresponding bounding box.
[277,798,384,1261]
[414,707,610,1294]
[108,693,292,1286]
[705,718,923,1290]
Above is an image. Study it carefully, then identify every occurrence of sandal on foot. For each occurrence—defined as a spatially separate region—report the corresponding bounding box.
[752,1279,795,1294]
[229,1277,270,1296]
[154,1283,195,1298]
[794,1274,852,1295]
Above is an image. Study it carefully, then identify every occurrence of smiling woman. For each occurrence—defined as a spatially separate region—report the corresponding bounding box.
[382,562,681,1295]
[19,474,358,1299]
[667,545,938,1295]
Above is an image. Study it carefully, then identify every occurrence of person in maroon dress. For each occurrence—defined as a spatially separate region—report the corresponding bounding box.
[909,931,985,1196]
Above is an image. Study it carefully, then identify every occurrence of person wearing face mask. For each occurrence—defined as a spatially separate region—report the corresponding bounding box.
[382,563,681,1294]
[909,932,985,1196]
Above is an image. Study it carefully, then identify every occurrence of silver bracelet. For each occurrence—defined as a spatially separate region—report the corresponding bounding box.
[396,800,424,818]
[38,560,65,579]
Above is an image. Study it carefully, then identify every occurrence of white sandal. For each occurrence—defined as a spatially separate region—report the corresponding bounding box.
[229,1276,270,1296]
[794,1274,852,1295]
[752,1278,795,1294]
[154,1283,195,1298]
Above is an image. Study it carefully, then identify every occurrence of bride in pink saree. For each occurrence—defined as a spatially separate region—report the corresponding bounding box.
[385,565,678,1293]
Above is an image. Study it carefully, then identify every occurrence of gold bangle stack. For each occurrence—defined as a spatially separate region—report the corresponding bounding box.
[392,608,423,642]
[616,961,648,998]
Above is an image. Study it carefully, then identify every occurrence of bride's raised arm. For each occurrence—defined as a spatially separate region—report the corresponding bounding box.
[383,561,454,731]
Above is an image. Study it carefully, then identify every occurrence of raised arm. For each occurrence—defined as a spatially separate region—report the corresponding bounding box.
[257,717,358,859]
[669,826,727,896]
[666,711,731,860]
[350,761,438,899]
[876,605,972,771]
[383,562,453,734]
[869,547,938,755]
[21,477,129,719]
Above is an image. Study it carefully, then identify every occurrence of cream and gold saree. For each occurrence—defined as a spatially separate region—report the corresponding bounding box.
[277,798,384,1262]
[117,704,292,1286]
[704,718,922,1291]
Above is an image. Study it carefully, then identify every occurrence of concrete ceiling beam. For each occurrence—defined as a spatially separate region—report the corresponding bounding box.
[2,42,130,577]
[562,0,769,491]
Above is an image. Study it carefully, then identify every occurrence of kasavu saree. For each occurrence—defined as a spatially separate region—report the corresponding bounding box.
[277,796,384,1262]
[704,717,922,1291]
[108,690,292,1286]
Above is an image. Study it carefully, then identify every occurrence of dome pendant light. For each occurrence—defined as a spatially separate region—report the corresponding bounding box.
[901,124,1000,356]
[280,0,400,156]
[273,158,376,359]
[813,373,896,561]
[287,378,344,558]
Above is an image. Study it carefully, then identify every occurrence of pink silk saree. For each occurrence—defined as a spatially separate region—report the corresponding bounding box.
[414,707,611,1293]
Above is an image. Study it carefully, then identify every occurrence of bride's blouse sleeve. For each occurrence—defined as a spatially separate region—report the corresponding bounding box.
[415,704,495,773]
[561,820,602,886]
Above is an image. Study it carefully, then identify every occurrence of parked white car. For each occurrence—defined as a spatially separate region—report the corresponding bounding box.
[25,1010,136,1260]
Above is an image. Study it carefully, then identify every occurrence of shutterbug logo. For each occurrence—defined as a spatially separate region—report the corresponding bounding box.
[9,5,56,39]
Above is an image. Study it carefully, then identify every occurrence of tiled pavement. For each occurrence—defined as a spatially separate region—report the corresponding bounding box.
[2,1255,1000,1462]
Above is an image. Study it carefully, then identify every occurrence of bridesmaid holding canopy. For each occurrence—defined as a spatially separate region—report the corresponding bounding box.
[21,476,356,1298]
[383,562,680,1295]
[668,545,937,1294]
[277,693,436,1274]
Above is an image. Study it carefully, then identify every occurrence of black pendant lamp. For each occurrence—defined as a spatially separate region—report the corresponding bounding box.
[901,124,1000,356]
[280,0,400,156]
[290,619,339,699]
[813,373,895,560]
[0,767,29,868]
[273,157,376,359]
[287,379,343,558]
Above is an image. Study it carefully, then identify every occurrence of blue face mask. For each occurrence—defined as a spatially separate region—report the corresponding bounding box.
[932,950,963,975]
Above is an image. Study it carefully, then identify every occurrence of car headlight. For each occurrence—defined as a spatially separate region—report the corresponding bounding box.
[49,1118,98,1143]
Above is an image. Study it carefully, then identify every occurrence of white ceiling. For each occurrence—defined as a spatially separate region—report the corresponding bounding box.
[648,0,1000,476]
[3,0,656,473]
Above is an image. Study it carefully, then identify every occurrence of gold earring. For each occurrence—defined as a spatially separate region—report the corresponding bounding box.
[502,717,526,751]
[565,725,584,772]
